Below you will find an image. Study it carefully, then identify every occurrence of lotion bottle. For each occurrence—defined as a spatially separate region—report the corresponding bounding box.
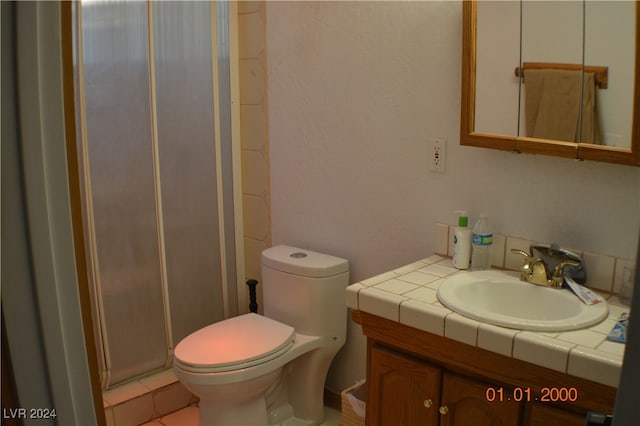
[452,211,471,270]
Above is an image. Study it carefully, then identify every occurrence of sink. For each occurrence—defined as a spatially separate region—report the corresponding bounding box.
[437,270,608,331]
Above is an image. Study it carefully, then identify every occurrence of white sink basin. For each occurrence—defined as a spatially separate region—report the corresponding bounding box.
[437,270,608,331]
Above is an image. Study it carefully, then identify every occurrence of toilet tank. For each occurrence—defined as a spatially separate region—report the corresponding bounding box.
[261,246,349,343]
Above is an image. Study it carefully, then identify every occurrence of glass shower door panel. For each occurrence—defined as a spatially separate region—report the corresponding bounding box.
[152,1,226,345]
[81,0,168,384]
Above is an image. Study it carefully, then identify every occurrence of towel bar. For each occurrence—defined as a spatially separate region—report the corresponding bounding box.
[514,62,608,89]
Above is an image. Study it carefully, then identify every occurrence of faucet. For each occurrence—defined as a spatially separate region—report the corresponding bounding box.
[511,249,582,288]
[511,249,551,287]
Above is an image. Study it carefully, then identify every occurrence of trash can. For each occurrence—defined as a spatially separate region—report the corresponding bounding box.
[341,381,366,426]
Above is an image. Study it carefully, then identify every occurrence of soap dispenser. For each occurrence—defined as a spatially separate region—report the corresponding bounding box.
[452,211,471,270]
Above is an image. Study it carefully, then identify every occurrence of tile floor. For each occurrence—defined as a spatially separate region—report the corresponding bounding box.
[141,405,342,426]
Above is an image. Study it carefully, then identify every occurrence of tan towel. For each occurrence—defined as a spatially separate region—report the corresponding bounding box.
[524,69,597,143]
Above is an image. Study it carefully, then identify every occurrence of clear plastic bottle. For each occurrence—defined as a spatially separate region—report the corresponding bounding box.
[471,214,493,270]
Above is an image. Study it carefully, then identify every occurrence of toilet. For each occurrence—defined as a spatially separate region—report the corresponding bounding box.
[173,245,349,425]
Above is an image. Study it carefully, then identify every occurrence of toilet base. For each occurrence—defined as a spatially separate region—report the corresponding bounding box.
[176,367,282,426]
[199,397,268,426]
[276,415,318,426]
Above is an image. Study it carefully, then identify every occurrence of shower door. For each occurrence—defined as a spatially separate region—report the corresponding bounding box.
[74,0,240,388]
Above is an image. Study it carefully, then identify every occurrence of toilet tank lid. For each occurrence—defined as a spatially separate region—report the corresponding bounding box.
[262,245,349,278]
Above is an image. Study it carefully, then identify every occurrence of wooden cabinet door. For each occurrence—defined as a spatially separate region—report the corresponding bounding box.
[368,346,442,426]
[440,373,522,426]
[523,403,586,426]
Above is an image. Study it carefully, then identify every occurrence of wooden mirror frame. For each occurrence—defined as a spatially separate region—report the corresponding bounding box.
[461,0,640,167]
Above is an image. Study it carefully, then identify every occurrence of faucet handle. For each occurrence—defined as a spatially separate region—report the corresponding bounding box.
[510,249,530,259]
[510,249,532,275]
[550,260,582,287]
[511,249,548,286]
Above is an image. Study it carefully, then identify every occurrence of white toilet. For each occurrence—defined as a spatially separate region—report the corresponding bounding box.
[173,245,349,426]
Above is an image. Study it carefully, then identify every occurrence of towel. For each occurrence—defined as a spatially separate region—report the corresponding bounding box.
[524,69,597,143]
[580,72,600,144]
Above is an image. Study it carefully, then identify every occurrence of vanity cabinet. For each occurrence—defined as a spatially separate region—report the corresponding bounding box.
[441,371,522,426]
[522,404,585,426]
[369,345,521,425]
[355,310,616,426]
[368,346,441,425]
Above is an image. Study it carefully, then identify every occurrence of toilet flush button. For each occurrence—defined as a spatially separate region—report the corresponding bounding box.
[290,252,308,259]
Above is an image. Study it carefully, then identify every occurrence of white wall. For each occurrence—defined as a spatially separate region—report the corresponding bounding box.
[266,1,640,391]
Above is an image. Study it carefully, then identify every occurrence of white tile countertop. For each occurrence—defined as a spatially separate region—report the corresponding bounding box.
[346,255,630,388]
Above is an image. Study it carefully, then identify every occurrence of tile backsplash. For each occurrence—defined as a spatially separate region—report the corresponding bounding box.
[438,223,635,299]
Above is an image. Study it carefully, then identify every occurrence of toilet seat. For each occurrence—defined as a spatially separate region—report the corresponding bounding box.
[174,313,295,373]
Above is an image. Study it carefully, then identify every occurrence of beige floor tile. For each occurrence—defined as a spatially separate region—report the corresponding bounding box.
[160,406,199,426]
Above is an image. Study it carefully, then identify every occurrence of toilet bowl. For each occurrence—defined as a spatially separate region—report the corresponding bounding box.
[173,245,349,426]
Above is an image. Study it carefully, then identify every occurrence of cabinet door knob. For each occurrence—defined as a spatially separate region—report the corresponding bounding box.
[423,399,433,408]
[439,406,449,415]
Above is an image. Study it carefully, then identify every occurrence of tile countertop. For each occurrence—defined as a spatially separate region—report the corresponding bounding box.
[346,255,630,388]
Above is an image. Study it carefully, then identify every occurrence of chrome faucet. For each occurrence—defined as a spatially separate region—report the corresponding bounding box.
[511,248,584,289]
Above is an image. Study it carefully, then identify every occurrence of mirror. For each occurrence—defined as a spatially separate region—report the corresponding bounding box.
[461,0,640,166]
